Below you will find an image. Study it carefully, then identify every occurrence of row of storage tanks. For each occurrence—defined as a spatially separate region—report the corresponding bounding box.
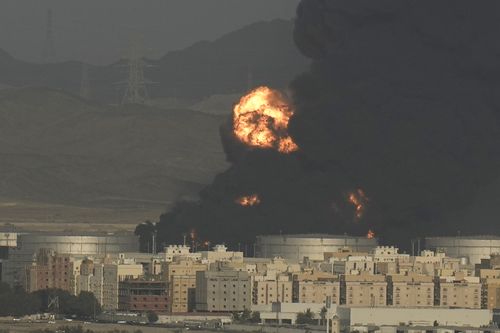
[255,234,500,264]
[1,232,500,284]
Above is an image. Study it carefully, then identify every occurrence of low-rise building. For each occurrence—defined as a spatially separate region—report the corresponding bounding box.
[348,307,492,327]
[199,245,244,263]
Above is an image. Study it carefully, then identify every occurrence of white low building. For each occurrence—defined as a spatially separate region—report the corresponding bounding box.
[252,303,350,325]
[349,307,492,327]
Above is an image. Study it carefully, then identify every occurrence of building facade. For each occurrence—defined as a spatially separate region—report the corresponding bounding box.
[195,269,252,312]
[119,279,168,313]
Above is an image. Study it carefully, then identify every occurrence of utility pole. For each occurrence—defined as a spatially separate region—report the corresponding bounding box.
[42,9,56,63]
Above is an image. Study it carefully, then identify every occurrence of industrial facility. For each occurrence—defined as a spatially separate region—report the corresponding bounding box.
[255,234,378,262]
[1,231,138,286]
[425,236,500,265]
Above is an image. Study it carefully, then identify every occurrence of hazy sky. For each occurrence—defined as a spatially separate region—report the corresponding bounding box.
[0,0,300,65]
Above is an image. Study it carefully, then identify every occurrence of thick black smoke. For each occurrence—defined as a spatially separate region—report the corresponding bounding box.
[156,0,500,249]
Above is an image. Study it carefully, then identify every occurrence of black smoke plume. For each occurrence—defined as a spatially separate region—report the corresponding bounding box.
[155,0,500,250]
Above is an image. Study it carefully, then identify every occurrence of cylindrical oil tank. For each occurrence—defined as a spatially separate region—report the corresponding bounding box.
[424,236,500,264]
[2,232,138,286]
[255,233,378,262]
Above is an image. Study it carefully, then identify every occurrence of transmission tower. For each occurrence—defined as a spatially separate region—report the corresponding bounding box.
[122,35,150,104]
[80,63,91,99]
[42,9,56,63]
[48,295,59,313]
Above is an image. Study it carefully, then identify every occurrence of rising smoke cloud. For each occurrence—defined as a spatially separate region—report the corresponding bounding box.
[156,0,500,249]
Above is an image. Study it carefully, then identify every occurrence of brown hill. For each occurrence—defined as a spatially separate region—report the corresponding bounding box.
[0,88,228,230]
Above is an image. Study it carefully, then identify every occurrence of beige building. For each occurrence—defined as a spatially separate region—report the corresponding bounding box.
[389,274,434,307]
[163,245,201,263]
[76,259,142,311]
[253,275,293,305]
[344,273,387,307]
[373,246,410,264]
[439,276,481,309]
[195,269,251,312]
[199,245,244,263]
[481,277,500,309]
[331,255,374,275]
[164,258,207,313]
[297,280,340,305]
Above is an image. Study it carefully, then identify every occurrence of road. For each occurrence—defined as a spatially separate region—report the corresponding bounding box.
[0,320,199,333]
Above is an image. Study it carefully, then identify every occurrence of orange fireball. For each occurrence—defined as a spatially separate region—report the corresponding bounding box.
[367,229,375,239]
[348,189,368,220]
[236,194,261,207]
[233,86,298,153]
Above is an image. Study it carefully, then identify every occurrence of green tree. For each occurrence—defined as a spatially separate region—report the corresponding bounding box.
[75,291,102,318]
[0,282,40,316]
[147,311,159,323]
[240,308,252,322]
[320,306,327,326]
[296,309,316,325]
[250,311,261,323]
[33,289,101,318]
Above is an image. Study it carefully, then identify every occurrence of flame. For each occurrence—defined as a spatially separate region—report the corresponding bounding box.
[233,86,298,153]
[236,194,261,207]
[348,189,368,220]
[367,229,375,239]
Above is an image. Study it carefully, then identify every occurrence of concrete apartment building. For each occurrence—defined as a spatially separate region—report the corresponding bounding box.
[164,258,208,313]
[330,255,375,275]
[439,275,481,309]
[373,246,410,263]
[344,273,387,307]
[296,280,341,305]
[119,278,168,313]
[25,249,75,293]
[389,274,434,307]
[199,245,244,263]
[195,269,251,312]
[163,245,201,263]
[483,278,500,309]
[76,259,143,310]
[253,275,293,305]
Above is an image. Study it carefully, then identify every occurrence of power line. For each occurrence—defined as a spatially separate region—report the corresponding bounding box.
[121,35,151,105]
[42,9,57,63]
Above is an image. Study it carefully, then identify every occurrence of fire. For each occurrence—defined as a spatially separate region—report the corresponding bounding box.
[233,86,298,153]
[236,194,261,207]
[348,189,368,220]
[367,229,375,239]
